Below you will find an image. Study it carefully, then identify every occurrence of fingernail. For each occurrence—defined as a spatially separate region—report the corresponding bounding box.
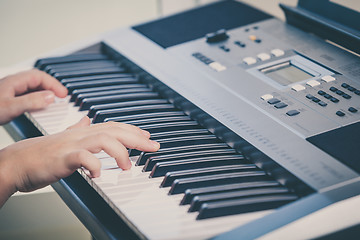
[44,92,55,104]
[150,140,160,148]
[141,130,150,137]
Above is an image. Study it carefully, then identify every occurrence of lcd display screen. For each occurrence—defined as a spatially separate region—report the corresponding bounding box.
[261,61,314,86]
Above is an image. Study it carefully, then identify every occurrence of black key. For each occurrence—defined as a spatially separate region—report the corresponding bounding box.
[150,129,210,140]
[156,135,221,149]
[93,104,177,123]
[53,66,127,80]
[88,99,168,118]
[71,84,148,102]
[128,121,207,157]
[61,73,134,85]
[136,143,230,166]
[144,148,238,172]
[35,53,108,70]
[133,134,219,157]
[44,59,116,71]
[75,88,151,106]
[104,112,186,124]
[197,194,298,219]
[47,61,119,75]
[181,181,280,205]
[169,171,267,195]
[150,155,246,178]
[189,186,290,212]
[66,78,139,94]
[137,121,201,134]
[161,164,256,187]
[121,116,193,126]
[80,92,160,110]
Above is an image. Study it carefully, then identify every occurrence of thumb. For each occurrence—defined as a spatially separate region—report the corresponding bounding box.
[11,90,55,115]
[67,116,91,130]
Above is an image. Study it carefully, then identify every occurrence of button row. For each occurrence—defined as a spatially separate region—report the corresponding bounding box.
[243,49,285,65]
[291,75,335,92]
[306,94,328,107]
[261,94,300,116]
[192,52,226,72]
[341,82,360,95]
[336,107,358,117]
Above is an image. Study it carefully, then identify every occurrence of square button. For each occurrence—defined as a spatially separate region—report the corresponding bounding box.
[243,57,257,65]
[306,80,321,87]
[271,49,285,57]
[321,75,335,82]
[291,84,306,92]
[268,98,281,104]
[257,53,271,61]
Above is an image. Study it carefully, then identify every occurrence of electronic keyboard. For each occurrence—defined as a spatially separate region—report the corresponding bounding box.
[10,1,360,239]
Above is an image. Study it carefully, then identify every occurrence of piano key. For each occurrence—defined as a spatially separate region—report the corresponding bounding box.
[92,104,178,123]
[161,164,257,187]
[197,194,298,219]
[75,88,152,106]
[150,129,210,139]
[103,111,186,123]
[150,155,246,178]
[53,66,127,79]
[46,60,119,74]
[79,92,160,110]
[136,143,230,166]
[35,53,108,70]
[156,135,221,149]
[44,58,115,69]
[189,186,291,212]
[143,148,239,172]
[169,171,267,195]
[130,131,217,157]
[181,181,280,205]
[66,78,140,93]
[120,116,193,126]
[87,99,168,118]
[61,73,134,85]
[71,84,148,101]
[138,121,202,134]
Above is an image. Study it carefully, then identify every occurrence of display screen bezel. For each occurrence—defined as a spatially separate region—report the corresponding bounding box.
[259,61,315,86]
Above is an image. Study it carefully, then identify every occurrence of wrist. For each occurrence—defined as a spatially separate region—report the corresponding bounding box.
[0,148,18,207]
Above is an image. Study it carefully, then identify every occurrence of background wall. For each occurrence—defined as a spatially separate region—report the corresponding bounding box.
[0,0,297,239]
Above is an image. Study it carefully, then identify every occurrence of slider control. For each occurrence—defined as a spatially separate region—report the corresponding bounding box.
[206,29,229,43]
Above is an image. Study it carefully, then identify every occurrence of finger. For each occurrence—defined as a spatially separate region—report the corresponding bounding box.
[90,122,159,152]
[9,69,68,98]
[83,133,132,170]
[6,90,55,118]
[67,116,91,130]
[66,150,102,178]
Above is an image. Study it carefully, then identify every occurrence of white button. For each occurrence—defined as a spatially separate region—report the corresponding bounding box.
[291,84,306,92]
[257,53,271,61]
[261,94,274,101]
[306,80,321,87]
[209,62,226,72]
[271,49,285,57]
[321,75,336,82]
[243,57,257,65]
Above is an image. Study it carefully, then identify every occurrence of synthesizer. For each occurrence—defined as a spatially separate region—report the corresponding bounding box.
[13,0,360,239]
